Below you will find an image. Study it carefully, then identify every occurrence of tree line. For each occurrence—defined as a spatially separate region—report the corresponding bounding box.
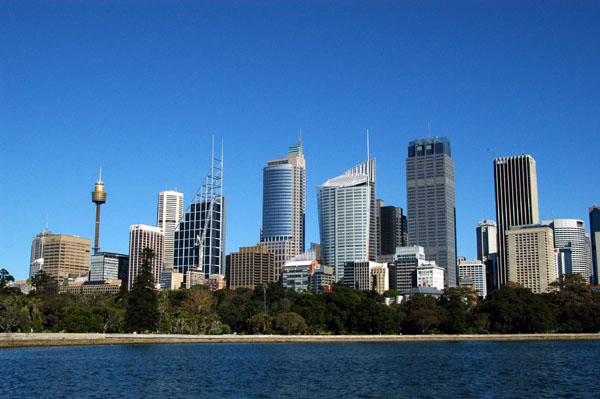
[1,252,600,335]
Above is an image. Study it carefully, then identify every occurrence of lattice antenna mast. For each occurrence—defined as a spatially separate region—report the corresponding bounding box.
[192,137,223,275]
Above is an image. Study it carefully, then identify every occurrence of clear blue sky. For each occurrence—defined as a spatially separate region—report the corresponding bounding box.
[1,1,599,280]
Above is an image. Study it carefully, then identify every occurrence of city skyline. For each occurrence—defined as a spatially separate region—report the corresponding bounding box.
[2,2,599,280]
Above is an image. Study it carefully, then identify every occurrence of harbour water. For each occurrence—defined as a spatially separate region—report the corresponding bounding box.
[1,340,598,398]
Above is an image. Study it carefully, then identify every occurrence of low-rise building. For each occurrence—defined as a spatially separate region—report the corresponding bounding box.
[161,268,184,290]
[416,261,444,291]
[343,261,389,294]
[60,279,122,295]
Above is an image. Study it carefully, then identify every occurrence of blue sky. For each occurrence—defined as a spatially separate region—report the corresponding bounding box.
[1,1,599,280]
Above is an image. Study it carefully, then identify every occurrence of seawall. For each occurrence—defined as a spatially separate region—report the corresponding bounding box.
[2,333,600,348]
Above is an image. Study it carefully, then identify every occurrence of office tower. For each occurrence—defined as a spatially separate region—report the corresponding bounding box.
[476,220,498,293]
[543,219,590,281]
[389,245,426,292]
[90,252,128,281]
[458,259,487,298]
[317,159,377,283]
[91,168,107,254]
[343,261,389,294]
[494,154,539,288]
[157,190,184,270]
[506,225,556,293]
[406,137,456,287]
[42,234,91,281]
[128,224,164,289]
[416,261,445,291]
[29,227,53,277]
[227,246,275,289]
[554,247,573,276]
[174,144,226,279]
[378,202,408,257]
[590,206,600,284]
[258,138,306,280]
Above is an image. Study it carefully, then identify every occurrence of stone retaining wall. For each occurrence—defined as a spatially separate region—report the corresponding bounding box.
[1,333,599,348]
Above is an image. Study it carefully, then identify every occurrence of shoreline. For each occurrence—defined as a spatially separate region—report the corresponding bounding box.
[1,333,599,348]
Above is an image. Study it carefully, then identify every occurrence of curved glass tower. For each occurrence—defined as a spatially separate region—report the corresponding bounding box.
[259,139,305,279]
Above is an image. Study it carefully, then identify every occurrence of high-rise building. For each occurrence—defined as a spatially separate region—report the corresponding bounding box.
[227,246,275,289]
[128,224,164,289]
[174,144,226,279]
[29,228,52,277]
[42,234,91,281]
[476,220,498,293]
[90,252,128,281]
[590,206,600,285]
[91,168,107,255]
[378,201,408,257]
[406,137,456,287]
[317,159,377,283]
[506,224,556,294]
[543,219,590,281]
[458,259,487,298]
[258,138,306,280]
[494,154,539,288]
[389,245,426,292]
[157,190,184,270]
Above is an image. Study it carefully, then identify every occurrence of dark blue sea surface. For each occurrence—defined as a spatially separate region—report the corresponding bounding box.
[1,340,598,398]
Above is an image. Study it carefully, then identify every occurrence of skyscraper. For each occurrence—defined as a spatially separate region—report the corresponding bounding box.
[43,234,91,281]
[406,137,456,287]
[259,138,306,280]
[378,202,408,257]
[317,159,376,283]
[227,246,275,289]
[157,190,184,270]
[173,143,226,279]
[128,224,164,289]
[493,154,539,288]
[29,227,52,277]
[589,206,600,284]
[543,219,590,281]
[476,220,498,292]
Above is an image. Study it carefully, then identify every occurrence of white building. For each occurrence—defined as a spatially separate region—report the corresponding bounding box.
[416,261,444,291]
[317,159,377,283]
[157,190,184,270]
[543,219,591,281]
[29,228,52,278]
[128,224,164,289]
[458,259,487,297]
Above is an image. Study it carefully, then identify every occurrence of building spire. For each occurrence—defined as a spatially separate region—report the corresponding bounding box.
[98,166,103,183]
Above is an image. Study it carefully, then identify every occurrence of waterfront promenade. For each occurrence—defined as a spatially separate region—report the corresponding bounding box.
[2,332,599,348]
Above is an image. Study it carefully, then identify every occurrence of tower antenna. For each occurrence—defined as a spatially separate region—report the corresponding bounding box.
[427,122,431,138]
[299,128,302,143]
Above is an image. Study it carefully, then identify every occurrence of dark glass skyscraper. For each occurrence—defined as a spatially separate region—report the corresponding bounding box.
[406,137,456,287]
[590,206,600,284]
[378,204,408,256]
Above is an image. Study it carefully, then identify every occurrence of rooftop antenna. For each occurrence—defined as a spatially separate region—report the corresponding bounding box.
[427,122,431,138]
[46,215,48,230]
[366,129,371,183]
[299,128,302,143]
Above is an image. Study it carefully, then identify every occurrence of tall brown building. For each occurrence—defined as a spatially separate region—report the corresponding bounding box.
[227,246,275,289]
[42,234,91,281]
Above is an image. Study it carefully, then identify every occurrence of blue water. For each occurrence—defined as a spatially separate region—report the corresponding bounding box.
[1,341,598,398]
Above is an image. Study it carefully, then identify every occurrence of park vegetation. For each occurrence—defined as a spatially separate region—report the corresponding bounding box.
[1,264,600,335]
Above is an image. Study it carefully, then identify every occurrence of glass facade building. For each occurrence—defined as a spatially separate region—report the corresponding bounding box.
[259,140,305,280]
[590,206,600,284]
[317,159,377,283]
[406,137,457,287]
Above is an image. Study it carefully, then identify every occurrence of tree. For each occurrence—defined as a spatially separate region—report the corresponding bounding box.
[29,270,58,296]
[125,248,159,333]
[0,268,15,289]
[273,312,308,334]
[546,273,600,332]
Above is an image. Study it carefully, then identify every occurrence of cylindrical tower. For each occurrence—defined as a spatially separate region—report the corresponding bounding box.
[91,168,107,254]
